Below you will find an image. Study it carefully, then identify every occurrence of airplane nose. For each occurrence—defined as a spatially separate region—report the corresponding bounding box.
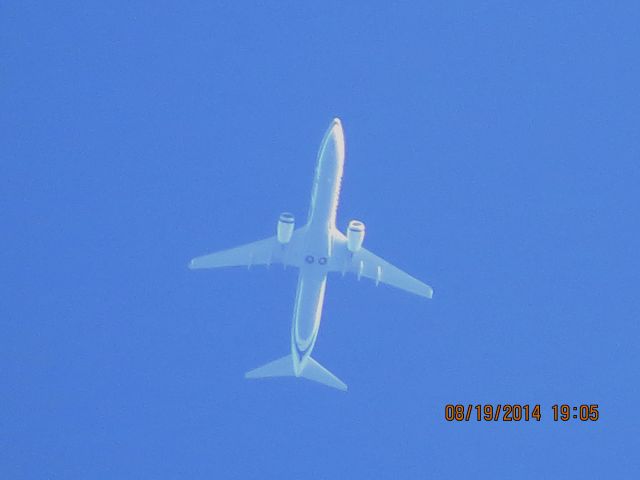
[315,118,346,175]
[328,118,344,143]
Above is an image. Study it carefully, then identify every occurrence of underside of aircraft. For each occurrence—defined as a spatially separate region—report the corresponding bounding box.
[190,119,433,390]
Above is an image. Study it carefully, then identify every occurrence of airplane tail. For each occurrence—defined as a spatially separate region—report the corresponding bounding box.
[245,354,347,391]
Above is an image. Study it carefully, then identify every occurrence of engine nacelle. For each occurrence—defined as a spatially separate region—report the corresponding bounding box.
[277,212,295,244]
[346,220,365,253]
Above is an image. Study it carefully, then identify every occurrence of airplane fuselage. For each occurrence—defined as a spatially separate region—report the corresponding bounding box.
[190,117,432,390]
[291,119,345,375]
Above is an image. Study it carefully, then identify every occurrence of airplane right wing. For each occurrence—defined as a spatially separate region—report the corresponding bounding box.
[189,228,306,270]
[329,230,433,298]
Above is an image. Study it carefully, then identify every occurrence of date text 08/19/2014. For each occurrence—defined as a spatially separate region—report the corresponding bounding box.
[444,404,600,422]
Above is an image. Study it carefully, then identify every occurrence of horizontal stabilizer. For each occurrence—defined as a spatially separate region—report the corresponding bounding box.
[302,357,348,391]
[244,355,347,391]
[245,354,295,379]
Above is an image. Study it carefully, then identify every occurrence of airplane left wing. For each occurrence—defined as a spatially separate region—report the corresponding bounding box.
[189,229,305,270]
[329,230,433,298]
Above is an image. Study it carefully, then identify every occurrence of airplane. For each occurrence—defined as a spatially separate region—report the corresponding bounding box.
[189,118,433,391]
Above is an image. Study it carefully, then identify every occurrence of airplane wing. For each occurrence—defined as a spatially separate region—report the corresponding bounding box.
[329,230,433,298]
[189,228,306,270]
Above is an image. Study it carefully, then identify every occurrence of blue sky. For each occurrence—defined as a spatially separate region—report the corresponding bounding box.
[3,1,639,478]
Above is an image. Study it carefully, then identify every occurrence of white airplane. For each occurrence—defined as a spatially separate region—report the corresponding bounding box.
[189,118,433,391]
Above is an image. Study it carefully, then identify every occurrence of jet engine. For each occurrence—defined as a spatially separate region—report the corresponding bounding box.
[346,220,365,252]
[277,212,295,244]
